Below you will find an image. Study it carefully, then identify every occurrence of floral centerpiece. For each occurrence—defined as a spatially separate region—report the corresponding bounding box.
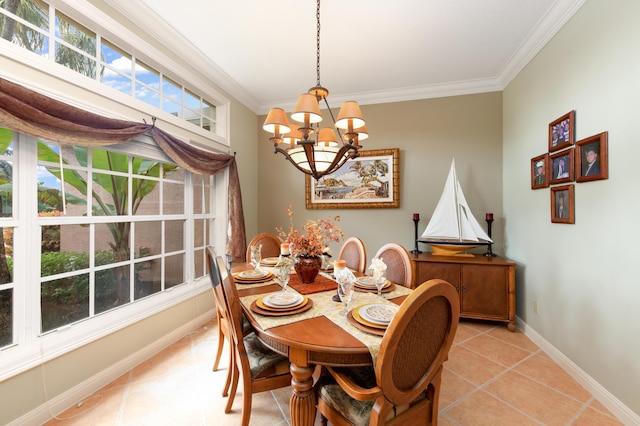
[277,205,344,283]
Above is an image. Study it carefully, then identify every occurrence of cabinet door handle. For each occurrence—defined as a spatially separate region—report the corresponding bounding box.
[454,285,460,291]
[462,286,468,292]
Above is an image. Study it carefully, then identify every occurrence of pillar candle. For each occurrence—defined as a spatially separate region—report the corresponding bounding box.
[413,213,420,221]
[280,243,290,256]
[486,213,494,221]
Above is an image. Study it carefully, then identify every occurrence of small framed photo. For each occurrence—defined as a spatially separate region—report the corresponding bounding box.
[576,131,608,183]
[550,185,575,224]
[549,149,574,185]
[531,153,549,189]
[549,110,575,152]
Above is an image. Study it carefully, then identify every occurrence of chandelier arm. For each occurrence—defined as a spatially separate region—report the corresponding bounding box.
[321,96,345,145]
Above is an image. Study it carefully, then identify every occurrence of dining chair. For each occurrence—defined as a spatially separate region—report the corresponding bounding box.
[373,242,415,288]
[245,232,282,263]
[207,246,254,398]
[316,278,460,426]
[216,256,292,426]
[338,236,367,273]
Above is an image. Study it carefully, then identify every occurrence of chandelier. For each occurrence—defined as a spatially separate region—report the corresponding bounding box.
[262,0,368,180]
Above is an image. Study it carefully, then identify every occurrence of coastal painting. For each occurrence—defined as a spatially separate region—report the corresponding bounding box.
[305,148,400,209]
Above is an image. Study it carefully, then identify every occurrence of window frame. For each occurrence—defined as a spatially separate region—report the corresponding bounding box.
[0,131,227,381]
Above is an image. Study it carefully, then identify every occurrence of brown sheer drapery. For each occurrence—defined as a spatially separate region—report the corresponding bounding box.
[0,77,247,262]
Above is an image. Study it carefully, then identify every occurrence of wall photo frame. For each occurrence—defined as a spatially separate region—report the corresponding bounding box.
[548,110,575,152]
[576,131,608,183]
[550,184,575,224]
[531,153,549,189]
[549,149,574,185]
[305,148,400,209]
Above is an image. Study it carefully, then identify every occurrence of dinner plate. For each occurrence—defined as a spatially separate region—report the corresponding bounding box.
[256,295,308,311]
[359,304,398,325]
[351,306,388,330]
[262,292,304,308]
[354,278,390,290]
[355,276,388,288]
[238,269,267,279]
[260,257,280,266]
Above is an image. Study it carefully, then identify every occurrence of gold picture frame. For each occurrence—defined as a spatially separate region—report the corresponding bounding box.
[305,148,400,209]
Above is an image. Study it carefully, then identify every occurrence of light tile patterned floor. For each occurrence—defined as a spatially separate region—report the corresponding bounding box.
[44,319,624,425]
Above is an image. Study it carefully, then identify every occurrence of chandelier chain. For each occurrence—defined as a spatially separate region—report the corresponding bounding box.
[316,0,321,87]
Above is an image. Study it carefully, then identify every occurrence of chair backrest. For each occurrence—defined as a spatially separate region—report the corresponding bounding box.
[217,255,246,348]
[373,279,459,424]
[338,237,367,273]
[207,246,228,320]
[373,242,415,288]
[245,233,281,263]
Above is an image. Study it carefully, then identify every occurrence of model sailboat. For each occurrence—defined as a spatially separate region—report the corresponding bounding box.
[419,159,492,256]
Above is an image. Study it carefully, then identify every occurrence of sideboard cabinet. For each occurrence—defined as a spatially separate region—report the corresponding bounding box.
[412,253,516,331]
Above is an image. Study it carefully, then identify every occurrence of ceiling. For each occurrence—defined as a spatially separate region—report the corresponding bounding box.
[104,0,585,115]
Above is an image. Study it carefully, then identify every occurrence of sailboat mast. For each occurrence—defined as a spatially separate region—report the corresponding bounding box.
[453,162,463,241]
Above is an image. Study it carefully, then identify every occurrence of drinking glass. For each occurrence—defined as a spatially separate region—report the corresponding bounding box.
[337,279,354,315]
[250,244,262,271]
[275,265,290,292]
[373,271,386,297]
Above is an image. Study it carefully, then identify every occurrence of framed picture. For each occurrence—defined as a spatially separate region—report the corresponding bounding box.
[549,149,574,185]
[305,148,400,209]
[550,184,575,224]
[576,131,608,183]
[531,153,549,189]
[548,110,575,152]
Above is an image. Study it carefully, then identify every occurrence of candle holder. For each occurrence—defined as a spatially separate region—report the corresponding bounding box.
[411,217,422,254]
[484,217,497,257]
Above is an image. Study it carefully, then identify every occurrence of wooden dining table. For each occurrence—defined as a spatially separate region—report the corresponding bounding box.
[231,263,409,426]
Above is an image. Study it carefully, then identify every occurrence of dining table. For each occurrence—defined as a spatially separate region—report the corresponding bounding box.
[231,260,412,426]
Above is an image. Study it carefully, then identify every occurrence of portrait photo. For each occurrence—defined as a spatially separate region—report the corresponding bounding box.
[550,185,575,224]
[549,149,574,185]
[530,153,549,189]
[576,131,608,183]
[548,110,575,152]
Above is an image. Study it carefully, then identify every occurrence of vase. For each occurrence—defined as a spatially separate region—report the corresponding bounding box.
[294,255,322,283]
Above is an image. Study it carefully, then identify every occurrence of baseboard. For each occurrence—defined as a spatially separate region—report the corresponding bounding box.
[7,311,215,426]
[516,316,640,425]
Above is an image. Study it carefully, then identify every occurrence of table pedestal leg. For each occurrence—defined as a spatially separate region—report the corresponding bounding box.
[289,362,316,426]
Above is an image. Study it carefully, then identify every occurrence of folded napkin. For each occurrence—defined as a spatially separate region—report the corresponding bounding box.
[368,257,387,281]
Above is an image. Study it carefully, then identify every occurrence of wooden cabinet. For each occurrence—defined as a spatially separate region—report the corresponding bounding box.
[412,253,516,331]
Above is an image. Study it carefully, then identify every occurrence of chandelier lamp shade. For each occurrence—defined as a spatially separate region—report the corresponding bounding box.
[262,0,368,181]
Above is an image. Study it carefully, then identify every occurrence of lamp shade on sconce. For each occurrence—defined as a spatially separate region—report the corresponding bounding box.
[335,101,365,130]
[263,108,291,134]
[291,93,323,124]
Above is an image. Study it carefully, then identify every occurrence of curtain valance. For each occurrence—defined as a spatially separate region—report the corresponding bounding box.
[0,77,246,262]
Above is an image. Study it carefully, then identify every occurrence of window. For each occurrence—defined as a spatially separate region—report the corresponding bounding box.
[0,128,219,376]
[0,0,219,135]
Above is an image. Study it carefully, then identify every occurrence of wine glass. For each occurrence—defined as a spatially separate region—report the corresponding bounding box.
[373,271,386,297]
[337,279,354,315]
[250,244,262,271]
[275,265,290,292]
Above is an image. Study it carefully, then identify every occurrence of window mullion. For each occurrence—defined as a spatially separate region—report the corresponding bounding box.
[21,134,41,341]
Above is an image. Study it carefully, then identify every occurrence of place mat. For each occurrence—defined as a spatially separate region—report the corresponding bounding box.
[250,298,313,316]
[347,311,385,336]
[288,274,337,295]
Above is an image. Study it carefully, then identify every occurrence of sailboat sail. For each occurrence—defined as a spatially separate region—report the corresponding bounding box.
[421,159,492,244]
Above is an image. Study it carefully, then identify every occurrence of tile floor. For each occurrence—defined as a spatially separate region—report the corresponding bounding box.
[44,318,624,425]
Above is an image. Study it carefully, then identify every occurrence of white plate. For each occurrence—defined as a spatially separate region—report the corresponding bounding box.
[261,257,280,265]
[238,269,267,279]
[360,304,398,325]
[263,292,304,308]
[356,276,383,288]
